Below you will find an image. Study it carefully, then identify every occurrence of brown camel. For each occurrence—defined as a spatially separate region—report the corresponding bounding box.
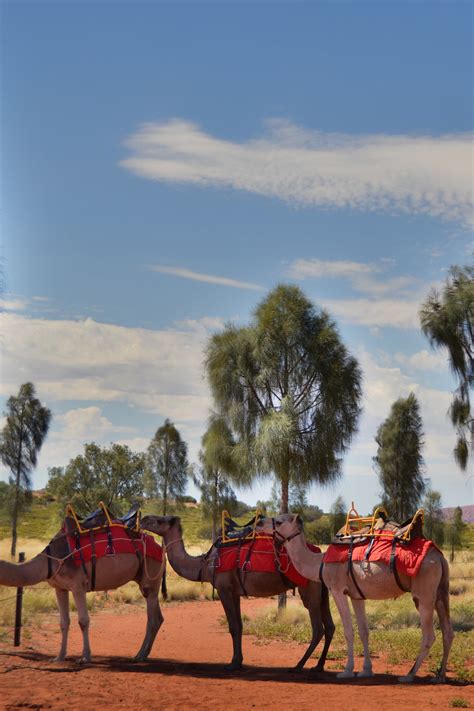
[258,514,454,683]
[140,514,335,671]
[0,520,166,663]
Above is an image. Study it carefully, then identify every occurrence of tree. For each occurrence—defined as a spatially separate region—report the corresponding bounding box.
[329,495,346,536]
[420,264,474,470]
[422,488,444,546]
[146,419,189,515]
[205,284,362,515]
[0,383,51,556]
[47,442,145,514]
[446,506,466,562]
[373,392,425,522]
[194,415,239,541]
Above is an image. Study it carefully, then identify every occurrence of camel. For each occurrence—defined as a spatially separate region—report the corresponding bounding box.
[140,514,335,672]
[0,518,166,663]
[258,514,454,683]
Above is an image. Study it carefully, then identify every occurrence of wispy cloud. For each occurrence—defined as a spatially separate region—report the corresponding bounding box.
[121,119,473,226]
[0,297,28,311]
[287,258,416,296]
[148,264,264,291]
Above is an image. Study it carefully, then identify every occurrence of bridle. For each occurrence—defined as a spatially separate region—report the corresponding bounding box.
[270,517,303,545]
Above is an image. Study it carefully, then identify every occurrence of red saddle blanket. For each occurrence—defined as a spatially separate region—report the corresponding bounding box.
[215,535,321,588]
[66,525,163,566]
[323,535,435,577]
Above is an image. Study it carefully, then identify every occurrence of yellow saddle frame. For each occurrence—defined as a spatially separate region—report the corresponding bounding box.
[65,501,141,534]
[341,502,425,541]
[220,508,266,544]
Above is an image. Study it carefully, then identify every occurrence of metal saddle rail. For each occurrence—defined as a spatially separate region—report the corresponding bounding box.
[65,501,142,535]
[334,503,425,545]
[220,508,266,545]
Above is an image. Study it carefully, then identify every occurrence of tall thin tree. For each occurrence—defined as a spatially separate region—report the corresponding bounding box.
[0,383,51,556]
[205,284,362,514]
[420,264,474,470]
[194,415,239,541]
[373,392,425,522]
[146,419,189,515]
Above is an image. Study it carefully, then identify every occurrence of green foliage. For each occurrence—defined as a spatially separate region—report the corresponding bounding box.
[0,382,52,556]
[329,495,346,536]
[374,392,425,521]
[205,284,362,513]
[305,514,332,544]
[446,506,466,562]
[46,442,145,516]
[423,488,445,545]
[146,419,189,515]
[420,264,474,471]
[450,698,470,708]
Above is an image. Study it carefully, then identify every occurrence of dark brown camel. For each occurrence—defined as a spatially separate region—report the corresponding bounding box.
[140,514,335,671]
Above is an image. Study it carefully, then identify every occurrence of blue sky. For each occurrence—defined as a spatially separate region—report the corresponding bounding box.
[1,1,472,514]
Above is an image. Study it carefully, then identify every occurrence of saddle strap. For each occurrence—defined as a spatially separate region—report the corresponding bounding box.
[90,530,97,592]
[348,537,366,600]
[389,537,409,593]
[75,532,88,578]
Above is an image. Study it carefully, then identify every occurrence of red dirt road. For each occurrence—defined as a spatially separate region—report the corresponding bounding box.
[0,598,472,711]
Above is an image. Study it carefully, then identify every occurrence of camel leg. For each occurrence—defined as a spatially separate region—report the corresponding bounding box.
[52,589,70,662]
[219,587,243,671]
[314,583,336,672]
[134,589,164,661]
[331,590,356,679]
[351,598,373,677]
[72,588,91,663]
[433,596,454,683]
[398,600,436,683]
[295,583,327,671]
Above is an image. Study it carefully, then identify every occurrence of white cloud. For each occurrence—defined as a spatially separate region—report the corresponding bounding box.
[148,265,264,291]
[120,119,473,226]
[0,297,28,312]
[322,297,420,328]
[288,258,416,296]
[0,313,214,424]
[394,349,450,372]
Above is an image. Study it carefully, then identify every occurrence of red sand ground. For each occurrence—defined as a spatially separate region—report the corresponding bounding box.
[0,597,472,711]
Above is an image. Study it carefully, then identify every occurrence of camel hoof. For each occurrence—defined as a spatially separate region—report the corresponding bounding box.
[133,654,148,662]
[430,676,446,685]
[357,670,374,678]
[77,656,91,665]
[398,675,414,684]
[51,656,65,663]
[291,664,304,673]
[337,670,355,679]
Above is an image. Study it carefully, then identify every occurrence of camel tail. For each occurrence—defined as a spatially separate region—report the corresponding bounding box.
[161,569,167,601]
[436,553,450,615]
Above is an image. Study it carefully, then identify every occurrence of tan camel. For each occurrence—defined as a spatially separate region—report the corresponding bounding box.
[140,514,335,671]
[0,521,166,663]
[258,514,454,683]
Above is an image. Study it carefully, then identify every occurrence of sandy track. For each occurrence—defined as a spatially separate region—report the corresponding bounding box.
[0,597,471,710]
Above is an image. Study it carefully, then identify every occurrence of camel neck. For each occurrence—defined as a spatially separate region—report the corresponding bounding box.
[285,532,324,581]
[0,551,49,587]
[164,530,211,583]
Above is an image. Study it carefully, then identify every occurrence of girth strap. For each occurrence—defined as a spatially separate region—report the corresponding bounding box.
[348,537,366,600]
[75,532,88,578]
[389,537,409,592]
[89,530,97,591]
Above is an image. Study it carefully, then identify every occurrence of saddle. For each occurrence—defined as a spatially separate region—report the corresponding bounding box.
[332,503,425,546]
[64,501,142,535]
[219,509,265,546]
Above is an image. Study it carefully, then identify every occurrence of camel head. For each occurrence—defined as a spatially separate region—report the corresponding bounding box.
[256,513,304,541]
[140,515,180,537]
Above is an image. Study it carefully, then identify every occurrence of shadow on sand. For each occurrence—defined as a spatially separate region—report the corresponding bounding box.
[0,650,467,686]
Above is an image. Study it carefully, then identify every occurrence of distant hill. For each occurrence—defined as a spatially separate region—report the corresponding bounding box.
[441,505,474,523]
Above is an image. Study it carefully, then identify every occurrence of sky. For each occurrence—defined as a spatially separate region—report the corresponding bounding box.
[0,0,473,515]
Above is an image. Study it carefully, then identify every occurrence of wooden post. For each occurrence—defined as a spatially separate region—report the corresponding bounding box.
[14,552,25,646]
